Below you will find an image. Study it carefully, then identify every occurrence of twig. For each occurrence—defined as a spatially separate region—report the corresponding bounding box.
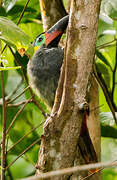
[93,65,117,124]
[112,39,117,102]
[0,0,3,6]
[32,19,42,24]
[32,98,48,118]
[97,43,116,50]
[7,85,30,104]
[96,39,116,49]
[7,121,44,153]
[7,101,31,107]
[82,159,117,180]
[17,0,31,25]
[5,79,23,101]
[90,104,104,112]
[5,138,41,170]
[0,100,32,107]
[21,160,117,180]
[22,154,36,168]
[6,159,14,180]
[6,96,33,135]
[81,167,103,180]
[0,64,7,180]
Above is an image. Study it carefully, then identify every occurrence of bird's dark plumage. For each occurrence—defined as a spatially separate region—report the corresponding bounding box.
[27,15,69,108]
[28,47,64,108]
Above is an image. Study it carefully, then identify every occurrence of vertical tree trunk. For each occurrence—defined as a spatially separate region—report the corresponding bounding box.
[87,76,101,180]
[88,76,101,161]
[39,0,67,31]
[36,0,101,179]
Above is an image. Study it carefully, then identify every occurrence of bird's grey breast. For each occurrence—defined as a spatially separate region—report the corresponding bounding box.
[29,47,63,77]
[27,47,64,107]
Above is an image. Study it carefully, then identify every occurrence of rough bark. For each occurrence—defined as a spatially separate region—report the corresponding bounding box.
[87,76,101,161]
[86,76,101,180]
[39,0,67,31]
[36,0,101,179]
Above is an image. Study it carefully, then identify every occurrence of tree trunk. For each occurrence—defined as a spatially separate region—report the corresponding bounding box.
[36,0,101,179]
[87,76,101,180]
[88,76,101,162]
[39,0,67,31]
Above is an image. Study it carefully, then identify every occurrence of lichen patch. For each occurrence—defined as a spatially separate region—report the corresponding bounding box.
[49,149,56,158]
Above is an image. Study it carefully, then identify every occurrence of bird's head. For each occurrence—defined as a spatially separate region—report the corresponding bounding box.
[33,15,69,51]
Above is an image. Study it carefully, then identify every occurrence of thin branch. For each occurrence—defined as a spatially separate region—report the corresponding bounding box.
[0,100,32,107]
[5,79,23,101]
[0,98,33,148]
[17,0,31,25]
[0,0,3,6]
[82,159,117,180]
[97,43,116,50]
[93,65,117,124]
[90,104,104,112]
[96,39,116,49]
[111,39,117,102]
[6,159,14,180]
[7,101,31,107]
[22,154,36,168]
[7,121,44,154]
[22,160,117,180]
[5,138,41,170]
[7,85,30,104]
[81,167,104,180]
[6,96,33,135]
[32,98,48,118]
[0,64,7,180]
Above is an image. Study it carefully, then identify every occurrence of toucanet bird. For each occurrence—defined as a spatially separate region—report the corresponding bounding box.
[27,15,98,168]
[27,15,69,108]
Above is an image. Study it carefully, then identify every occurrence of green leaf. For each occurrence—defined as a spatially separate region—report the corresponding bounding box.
[101,125,117,138]
[100,112,117,138]
[0,7,7,16]
[96,50,112,70]
[99,13,113,25]
[7,0,40,23]
[103,168,117,180]
[96,60,111,88]
[2,0,17,12]
[101,0,117,19]
[103,29,116,35]
[0,16,34,56]
[100,112,115,125]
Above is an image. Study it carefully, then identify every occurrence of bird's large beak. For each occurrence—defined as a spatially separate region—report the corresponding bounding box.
[45,15,69,46]
[45,31,63,46]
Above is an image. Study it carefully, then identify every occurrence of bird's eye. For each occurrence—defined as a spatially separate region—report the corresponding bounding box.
[38,37,43,42]
[34,34,45,47]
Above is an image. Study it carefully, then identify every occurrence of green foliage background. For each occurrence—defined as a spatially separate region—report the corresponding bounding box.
[0,0,117,179]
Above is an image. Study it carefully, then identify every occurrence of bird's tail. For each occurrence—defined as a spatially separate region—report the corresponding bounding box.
[78,112,98,173]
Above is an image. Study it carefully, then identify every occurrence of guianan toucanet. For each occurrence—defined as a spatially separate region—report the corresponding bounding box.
[27,15,98,168]
[28,15,69,108]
